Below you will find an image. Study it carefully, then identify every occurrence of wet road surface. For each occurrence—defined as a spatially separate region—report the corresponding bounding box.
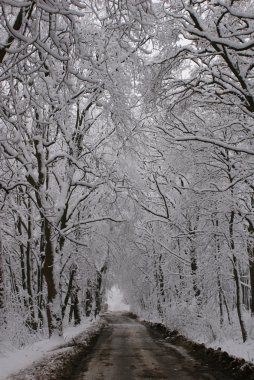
[73,313,232,380]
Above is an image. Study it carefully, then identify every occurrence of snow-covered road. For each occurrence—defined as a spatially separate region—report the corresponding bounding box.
[72,313,232,380]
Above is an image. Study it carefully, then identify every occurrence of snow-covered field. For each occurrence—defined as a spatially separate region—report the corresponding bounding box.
[0,320,94,380]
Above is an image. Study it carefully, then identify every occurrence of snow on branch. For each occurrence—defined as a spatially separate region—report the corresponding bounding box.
[61,217,125,236]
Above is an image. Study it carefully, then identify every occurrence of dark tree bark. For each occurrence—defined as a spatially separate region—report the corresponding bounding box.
[246,218,254,315]
[62,264,80,325]
[43,219,62,337]
[0,2,34,63]
[190,251,201,299]
[94,261,107,318]
[85,280,93,317]
[17,215,27,299]
[0,228,5,323]
[69,288,81,326]
[154,252,165,318]
[230,210,247,342]
[25,198,37,330]
[37,219,45,328]
[213,217,224,327]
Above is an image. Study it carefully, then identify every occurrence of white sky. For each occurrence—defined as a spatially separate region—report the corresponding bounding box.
[106,285,130,312]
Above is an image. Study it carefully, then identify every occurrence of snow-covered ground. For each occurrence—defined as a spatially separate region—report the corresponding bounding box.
[208,338,254,363]
[0,285,130,380]
[185,324,254,364]
[0,285,129,380]
[192,314,254,363]
[4,286,253,380]
[142,309,254,365]
[0,320,94,380]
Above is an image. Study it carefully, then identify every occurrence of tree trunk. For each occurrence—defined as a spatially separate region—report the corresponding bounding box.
[190,249,201,299]
[69,289,81,326]
[154,252,165,318]
[17,216,27,298]
[214,217,224,327]
[249,257,254,315]
[26,201,37,330]
[94,262,107,318]
[217,275,224,327]
[222,289,232,325]
[85,282,93,317]
[247,219,254,315]
[43,219,62,337]
[230,211,247,342]
[95,273,102,318]
[62,265,78,321]
[72,293,81,326]
[0,228,6,324]
[37,219,45,328]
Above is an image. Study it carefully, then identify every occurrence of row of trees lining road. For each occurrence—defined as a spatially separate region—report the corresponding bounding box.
[0,0,153,339]
[110,0,254,344]
[1,0,254,347]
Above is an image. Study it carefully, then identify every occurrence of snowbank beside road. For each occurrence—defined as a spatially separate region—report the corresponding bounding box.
[0,319,101,380]
[208,338,254,364]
